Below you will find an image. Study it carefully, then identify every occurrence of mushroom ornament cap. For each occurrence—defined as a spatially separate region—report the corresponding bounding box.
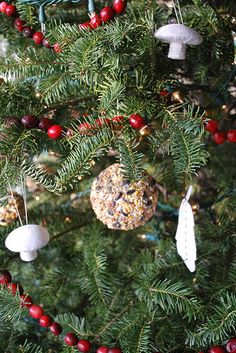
[154,23,203,60]
[5,224,50,261]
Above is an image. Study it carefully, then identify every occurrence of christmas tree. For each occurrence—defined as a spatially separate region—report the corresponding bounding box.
[0,0,236,352]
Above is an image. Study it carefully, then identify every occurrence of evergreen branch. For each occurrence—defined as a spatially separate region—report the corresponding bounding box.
[20,159,56,193]
[55,129,114,192]
[18,341,43,353]
[135,279,201,320]
[186,293,236,347]
[118,135,144,181]
[55,313,94,337]
[0,287,24,323]
[79,231,113,306]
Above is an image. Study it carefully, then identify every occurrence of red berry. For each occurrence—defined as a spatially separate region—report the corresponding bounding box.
[42,38,51,48]
[113,0,127,14]
[47,125,63,139]
[208,346,225,353]
[213,131,225,144]
[100,6,115,22]
[129,114,146,129]
[0,1,8,13]
[95,118,111,127]
[90,14,102,29]
[50,322,62,336]
[108,348,122,353]
[53,43,62,53]
[77,339,92,352]
[7,283,24,295]
[28,304,44,319]
[39,315,52,327]
[33,31,44,45]
[226,130,236,143]
[5,4,16,16]
[22,27,34,38]
[20,294,33,308]
[112,115,124,123]
[79,122,93,130]
[21,115,39,129]
[14,18,25,32]
[64,332,78,346]
[97,347,109,353]
[160,90,169,97]
[204,119,219,133]
[39,118,54,132]
[79,21,92,30]
[226,338,236,352]
[0,270,11,284]
[66,128,74,137]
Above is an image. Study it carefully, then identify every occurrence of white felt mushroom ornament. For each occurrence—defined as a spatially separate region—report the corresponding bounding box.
[154,23,203,60]
[5,224,50,261]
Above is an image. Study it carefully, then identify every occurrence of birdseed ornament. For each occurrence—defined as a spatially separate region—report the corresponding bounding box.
[0,193,24,226]
[90,164,158,230]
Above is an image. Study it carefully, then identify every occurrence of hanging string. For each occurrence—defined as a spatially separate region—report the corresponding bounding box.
[21,175,28,225]
[172,0,184,25]
[172,0,180,24]
[175,0,184,25]
[7,182,23,227]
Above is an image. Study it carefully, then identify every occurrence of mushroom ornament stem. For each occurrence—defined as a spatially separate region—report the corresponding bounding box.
[5,224,50,262]
[20,250,38,262]
[168,42,187,60]
[154,23,203,60]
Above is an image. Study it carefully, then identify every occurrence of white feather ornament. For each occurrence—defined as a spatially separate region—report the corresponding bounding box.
[175,186,196,272]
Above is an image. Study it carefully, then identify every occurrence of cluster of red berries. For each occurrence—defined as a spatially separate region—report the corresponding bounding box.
[199,337,236,353]
[80,0,127,30]
[77,113,147,134]
[0,1,56,50]
[19,115,63,139]
[7,112,146,141]
[0,0,127,52]
[0,269,123,353]
[204,119,236,145]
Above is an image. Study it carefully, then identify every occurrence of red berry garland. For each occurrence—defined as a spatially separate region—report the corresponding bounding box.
[7,282,24,295]
[5,4,16,16]
[64,332,79,346]
[39,315,52,327]
[29,304,44,319]
[226,337,236,352]
[100,6,115,22]
[33,31,44,45]
[204,119,236,145]
[2,269,236,353]
[50,322,63,336]
[208,346,225,353]
[0,0,128,52]
[113,0,127,14]
[0,270,11,284]
[97,347,109,353]
[213,131,225,145]
[0,1,7,13]
[0,269,123,352]
[47,124,63,139]
[77,339,92,352]
[226,130,236,143]
[129,114,146,129]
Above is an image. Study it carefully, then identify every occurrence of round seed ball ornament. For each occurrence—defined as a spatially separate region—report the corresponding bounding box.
[90,164,158,230]
[0,193,25,226]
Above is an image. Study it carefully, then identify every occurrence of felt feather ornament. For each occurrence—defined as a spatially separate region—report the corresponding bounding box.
[175,186,196,272]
